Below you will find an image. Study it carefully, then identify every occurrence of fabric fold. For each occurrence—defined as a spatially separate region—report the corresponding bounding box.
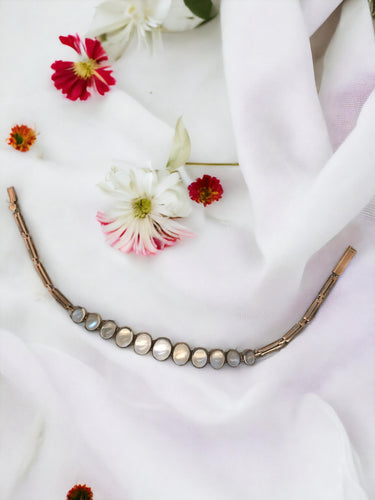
[221,0,375,276]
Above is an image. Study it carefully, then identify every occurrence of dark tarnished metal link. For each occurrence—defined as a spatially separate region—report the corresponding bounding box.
[14,212,28,235]
[282,322,306,343]
[34,262,53,288]
[24,234,39,261]
[49,288,73,311]
[318,273,338,298]
[302,297,322,323]
[257,338,287,357]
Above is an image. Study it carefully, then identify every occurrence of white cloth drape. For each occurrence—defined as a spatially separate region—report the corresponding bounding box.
[1,1,374,499]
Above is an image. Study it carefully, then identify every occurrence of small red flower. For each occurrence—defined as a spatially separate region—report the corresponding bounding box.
[7,124,36,152]
[66,484,93,500]
[51,34,116,101]
[188,175,223,207]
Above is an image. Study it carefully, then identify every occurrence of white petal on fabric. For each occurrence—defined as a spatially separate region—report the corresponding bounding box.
[166,116,191,172]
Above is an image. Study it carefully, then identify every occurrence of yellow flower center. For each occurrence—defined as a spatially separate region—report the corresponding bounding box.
[73,59,99,79]
[132,198,152,218]
[133,198,152,219]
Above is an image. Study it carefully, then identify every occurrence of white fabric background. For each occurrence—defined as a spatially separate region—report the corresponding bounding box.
[0,0,374,499]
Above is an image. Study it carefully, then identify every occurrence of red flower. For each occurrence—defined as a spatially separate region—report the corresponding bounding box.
[66,484,93,500]
[7,124,36,152]
[188,175,223,207]
[51,34,116,101]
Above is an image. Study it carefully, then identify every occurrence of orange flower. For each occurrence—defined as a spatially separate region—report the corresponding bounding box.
[66,484,93,500]
[7,124,36,152]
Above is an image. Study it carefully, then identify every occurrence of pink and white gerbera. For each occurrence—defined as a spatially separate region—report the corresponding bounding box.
[51,34,116,100]
[97,166,193,256]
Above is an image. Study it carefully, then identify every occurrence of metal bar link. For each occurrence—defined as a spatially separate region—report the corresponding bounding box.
[24,234,39,261]
[302,297,323,323]
[34,262,53,288]
[256,338,287,357]
[318,273,338,298]
[282,322,306,343]
[7,186,73,312]
[14,212,28,235]
[49,288,73,311]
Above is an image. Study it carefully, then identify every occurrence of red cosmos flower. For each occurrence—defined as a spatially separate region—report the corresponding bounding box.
[188,175,223,207]
[66,484,93,500]
[51,34,116,101]
[7,124,36,152]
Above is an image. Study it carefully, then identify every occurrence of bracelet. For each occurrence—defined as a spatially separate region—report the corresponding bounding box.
[7,186,357,370]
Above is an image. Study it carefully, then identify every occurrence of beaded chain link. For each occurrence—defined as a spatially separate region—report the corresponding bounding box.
[7,186,357,370]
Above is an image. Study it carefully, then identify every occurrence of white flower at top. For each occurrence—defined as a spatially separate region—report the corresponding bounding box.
[88,0,217,60]
[88,0,170,60]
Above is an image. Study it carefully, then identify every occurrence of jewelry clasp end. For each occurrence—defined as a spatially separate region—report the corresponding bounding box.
[7,186,17,211]
[332,246,357,276]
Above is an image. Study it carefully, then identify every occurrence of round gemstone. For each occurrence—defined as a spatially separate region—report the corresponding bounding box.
[242,349,256,365]
[172,343,190,366]
[85,313,101,331]
[134,332,152,355]
[226,349,241,367]
[71,307,86,324]
[191,348,208,368]
[115,327,134,348]
[209,349,225,369]
[152,338,172,361]
[100,320,117,340]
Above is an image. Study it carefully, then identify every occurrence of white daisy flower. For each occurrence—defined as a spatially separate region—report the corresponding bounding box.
[97,165,193,256]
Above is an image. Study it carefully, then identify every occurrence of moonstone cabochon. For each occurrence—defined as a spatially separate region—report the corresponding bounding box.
[85,313,101,331]
[243,349,256,365]
[172,343,190,366]
[100,320,117,340]
[115,327,134,348]
[71,307,86,324]
[191,348,208,368]
[226,349,241,367]
[209,349,225,369]
[152,338,172,361]
[134,332,152,355]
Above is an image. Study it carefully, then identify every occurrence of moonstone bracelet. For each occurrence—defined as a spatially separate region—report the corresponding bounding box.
[7,186,357,370]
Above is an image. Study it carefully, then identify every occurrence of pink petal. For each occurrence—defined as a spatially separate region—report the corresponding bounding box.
[85,37,108,62]
[93,68,116,95]
[65,77,90,101]
[97,211,193,257]
[59,34,82,54]
[51,60,75,72]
